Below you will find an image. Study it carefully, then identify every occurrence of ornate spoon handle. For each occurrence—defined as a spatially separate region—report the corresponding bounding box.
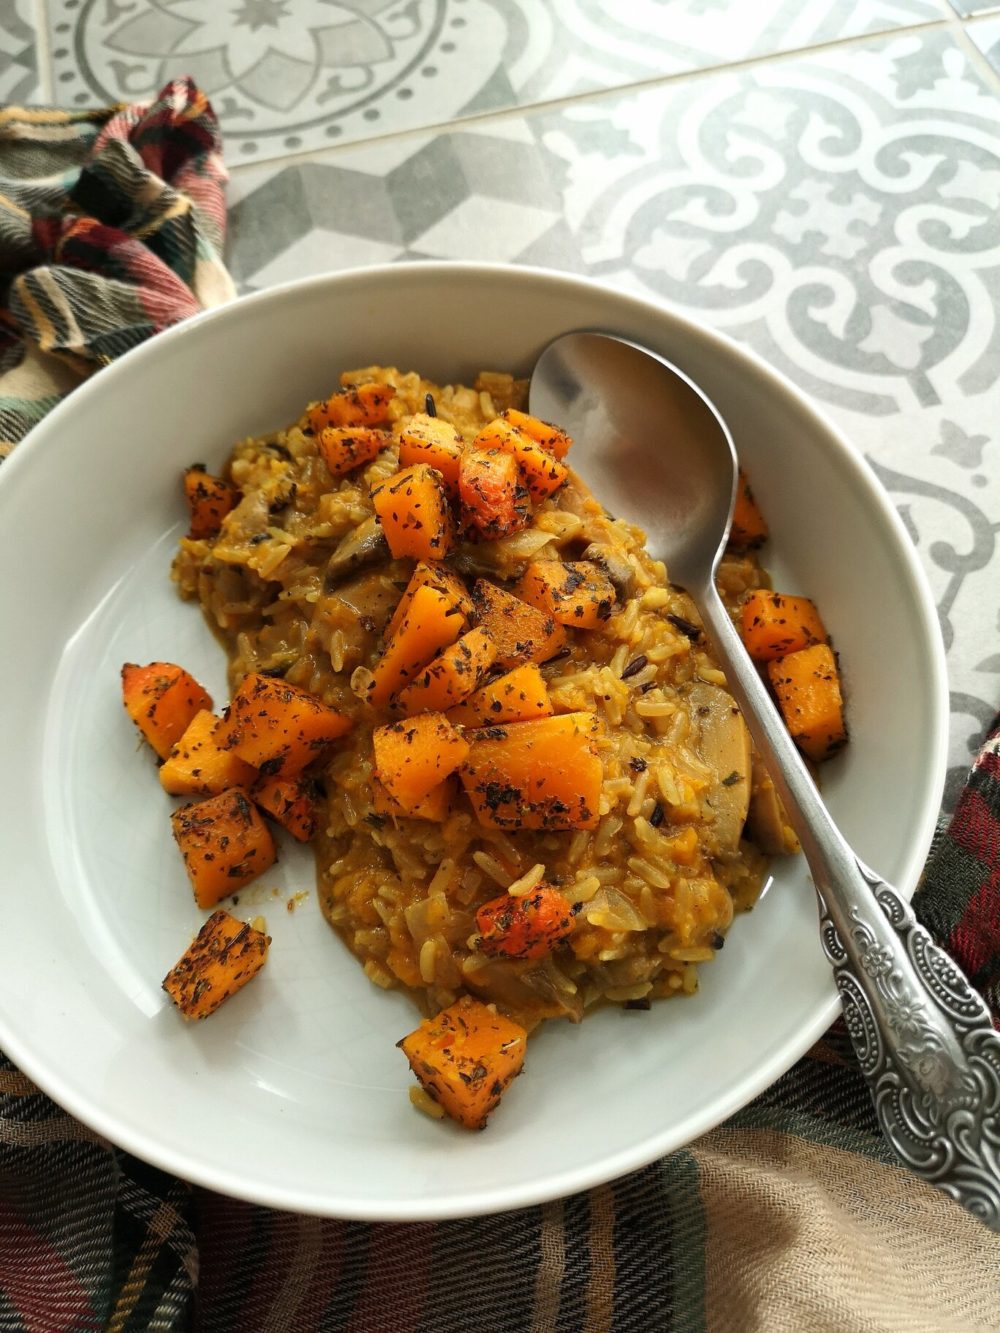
[817,863,1000,1225]
[693,580,1000,1229]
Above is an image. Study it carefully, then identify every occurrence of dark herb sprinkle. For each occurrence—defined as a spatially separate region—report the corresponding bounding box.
[711,932,725,950]
[621,654,648,680]
[258,665,288,678]
[625,998,652,1011]
[248,533,269,545]
[424,392,437,417]
[666,613,702,640]
[629,757,647,773]
[365,813,386,829]
[721,770,741,787]
[649,801,665,828]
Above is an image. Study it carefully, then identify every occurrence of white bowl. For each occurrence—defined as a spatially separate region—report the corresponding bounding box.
[0,264,947,1219]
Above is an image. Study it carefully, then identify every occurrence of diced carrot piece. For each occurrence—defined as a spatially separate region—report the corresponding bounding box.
[317,426,391,477]
[767,643,847,763]
[183,467,238,539]
[518,560,616,629]
[729,470,769,548]
[475,884,577,960]
[366,583,468,710]
[504,409,572,460]
[471,580,566,669]
[218,673,352,777]
[170,787,277,909]
[372,774,456,823]
[446,663,553,727]
[460,712,602,831]
[162,910,270,1020]
[121,662,213,761]
[159,710,257,796]
[459,447,530,541]
[253,775,321,842]
[373,713,470,812]
[395,627,497,715]
[308,382,394,433]
[371,464,454,561]
[473,417,568,502]
[384,562,474,642]
[398,413,464,493]
[740,590,827,662]
[398,996,526,1131]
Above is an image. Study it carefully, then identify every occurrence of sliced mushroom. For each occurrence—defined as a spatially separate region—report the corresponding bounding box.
[323,516,389,590]
[746,756,801,856]
[687,681,751,856]
[580,542,636,601]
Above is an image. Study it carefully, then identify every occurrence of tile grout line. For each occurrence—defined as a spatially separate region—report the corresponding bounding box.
[950,10,1000,90]
[32,0,54,102]
[226,16,958,180]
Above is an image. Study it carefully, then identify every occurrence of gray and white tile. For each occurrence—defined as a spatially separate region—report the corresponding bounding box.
[44,0,950,164]
[947,0,1000,15]
[965,15,1000,73]
[0,0,40,103]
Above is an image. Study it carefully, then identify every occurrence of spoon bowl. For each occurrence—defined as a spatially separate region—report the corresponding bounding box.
[531,329,1000,1231]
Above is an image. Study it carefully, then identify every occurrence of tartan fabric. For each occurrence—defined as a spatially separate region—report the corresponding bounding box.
[0,77,233,460]
[1,87,999,1333]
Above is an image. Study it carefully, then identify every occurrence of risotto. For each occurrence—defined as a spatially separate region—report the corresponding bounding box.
[169,365,792,1047]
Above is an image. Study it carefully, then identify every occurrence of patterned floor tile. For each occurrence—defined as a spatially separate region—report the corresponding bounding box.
[0,0,40,103]
[226,27,1000,795]
[43,0,950,165]
[965,15,1000,70]
[947,0,1000,14]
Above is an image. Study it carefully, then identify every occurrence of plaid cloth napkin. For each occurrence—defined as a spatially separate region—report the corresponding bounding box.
[1,81,997,1333]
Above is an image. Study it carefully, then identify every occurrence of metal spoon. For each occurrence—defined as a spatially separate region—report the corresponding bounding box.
[529,330,1000,1228]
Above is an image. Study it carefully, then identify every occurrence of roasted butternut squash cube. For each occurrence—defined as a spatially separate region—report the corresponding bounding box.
[162,910,270,1020]
[446,663,553,727]
[218,673,352,778]
[384,561,474,642]
[398,413,464,493]
[503,408,572,460]
[253,775,320,842]
[476,884,577,960]
[395,627,497,715]
[170,787,278,909]
[159,709,257,797]
[366,583,468,710]
[767,643,847,763]
[317,426,391,477]
[373,713,470,812]
[121,661,213,761]
[183,467,238,540]
[740,590,827,662]
[518,560,616,629]
[471,580,566,669]
[372,774,456,823]
[473,417,568,502]
[371,464,454,561]
[307,382,394,433]
[397,996,527,1131]
[460,712,602,831]
[729,470,769,549]
[459,447,530,541]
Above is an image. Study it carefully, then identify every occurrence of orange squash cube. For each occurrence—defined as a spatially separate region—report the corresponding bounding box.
[366,583,469,710]
[473,417,568,502]
[503,409,572,459]
[740,590,827,662]
[218,674,352,777]
[395,627,497,715]
[518,561,617,629]
[183,467,238,540]
[307,382,394,433]
[121,662,213,761]
[471,580,566,669]
[729,470,769,548]
[159,709,257,797]
[459,447,530,541]
[460,712,602,831]
[398,996,527,1130]
[373,713,470,812]
[253,775,320,842]
[170,787,277,909]
[163,910,270,1020]
[767,643,847,763]
[371,774,456,823]
[398,413,464,493]
[371,464,454,561]
[446,663,553,727]
[317,426,391,477]
[384,562,474,643]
